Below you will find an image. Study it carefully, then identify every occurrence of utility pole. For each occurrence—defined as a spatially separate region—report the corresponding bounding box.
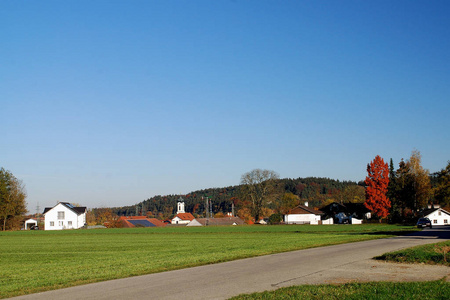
[36,202,40,224]
[209,198,213,218]
[203,197,208,218]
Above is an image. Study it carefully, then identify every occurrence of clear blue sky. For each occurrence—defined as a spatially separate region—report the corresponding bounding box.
[1,0,449,212]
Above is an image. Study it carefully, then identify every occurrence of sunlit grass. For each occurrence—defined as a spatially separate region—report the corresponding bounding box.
[229,280,450,300]
[0,224,417,298]
[376,240,450,266]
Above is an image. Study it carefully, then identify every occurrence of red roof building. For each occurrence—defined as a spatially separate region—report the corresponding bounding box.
[171,213,195,225]
[119,216,166,228]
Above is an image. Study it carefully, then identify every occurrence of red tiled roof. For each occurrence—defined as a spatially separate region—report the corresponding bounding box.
[118,216,166,227]
[174,213,195,221]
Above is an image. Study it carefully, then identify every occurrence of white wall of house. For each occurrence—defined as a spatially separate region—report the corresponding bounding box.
[171,216,190,225]
[284,214,321,225]
[44,203,86,230]
[350,218,363,224]
[425,209,450,226]
[322,218,334,225]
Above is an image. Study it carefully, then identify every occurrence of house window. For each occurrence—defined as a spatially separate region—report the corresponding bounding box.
[444,220,448,224]
[59,221,64,226]
[50,221,54,226]
[68,221,72,227]
[434,220,437,224]
[57,211,65,220]
[438,211,441,216]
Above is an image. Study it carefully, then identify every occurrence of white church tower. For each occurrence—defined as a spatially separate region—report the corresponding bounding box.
[177,197,185,214]
[171,196,194,225]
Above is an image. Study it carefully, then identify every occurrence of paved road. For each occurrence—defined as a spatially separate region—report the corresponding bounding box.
[9,227,450,300]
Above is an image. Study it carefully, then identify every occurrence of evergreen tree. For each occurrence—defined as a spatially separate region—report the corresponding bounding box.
[434,161,450,207]
[387,158,401,222]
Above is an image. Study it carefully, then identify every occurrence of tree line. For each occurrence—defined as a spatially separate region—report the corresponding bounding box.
[100,175,364,225]
[364,150,449,223]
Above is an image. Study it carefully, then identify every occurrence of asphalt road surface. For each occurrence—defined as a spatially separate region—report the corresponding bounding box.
[9,227,450,300]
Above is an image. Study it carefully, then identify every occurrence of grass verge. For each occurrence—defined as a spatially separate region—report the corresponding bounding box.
[375,240,450,266]
[0,224,416,298]
[229,280,450,300]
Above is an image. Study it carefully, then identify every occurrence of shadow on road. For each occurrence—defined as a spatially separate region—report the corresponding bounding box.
[399,226,450,240]
[350,225,450,240]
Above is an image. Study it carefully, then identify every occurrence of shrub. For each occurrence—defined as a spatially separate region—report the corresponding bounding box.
[268,213,283,225]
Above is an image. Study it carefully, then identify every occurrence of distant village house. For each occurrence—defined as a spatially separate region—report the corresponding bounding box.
[119,216,166,228]
[320,202,371,225]
[421,206,450,226]
[187,217,244,226]
[284,202,324,225]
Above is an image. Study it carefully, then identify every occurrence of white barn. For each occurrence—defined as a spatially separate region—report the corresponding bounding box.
[422,208,450,226]
[43,202,87,230]
[284,203,324,225]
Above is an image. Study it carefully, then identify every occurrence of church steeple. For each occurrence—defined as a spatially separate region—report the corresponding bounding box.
[177,197,185,214]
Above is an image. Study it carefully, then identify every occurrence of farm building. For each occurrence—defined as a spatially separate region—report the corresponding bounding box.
[187,217,244,226]
[43,202,87,230]
[320,202,371,224]
[119,216,165,228]
[421,207,450,226]
[284,203,323,225]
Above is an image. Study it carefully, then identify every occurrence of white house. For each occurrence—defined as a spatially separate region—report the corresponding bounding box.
[43,202,87,230]
[284,203,324,225]
[422,207,450,226]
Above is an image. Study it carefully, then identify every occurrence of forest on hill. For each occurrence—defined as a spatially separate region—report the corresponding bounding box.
[112,177,365,220]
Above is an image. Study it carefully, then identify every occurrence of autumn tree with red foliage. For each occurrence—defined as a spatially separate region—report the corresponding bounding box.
[364,155,390,220]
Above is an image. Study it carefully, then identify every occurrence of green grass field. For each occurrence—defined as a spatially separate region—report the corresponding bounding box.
[229,280,450,300]
[0,224,416,298]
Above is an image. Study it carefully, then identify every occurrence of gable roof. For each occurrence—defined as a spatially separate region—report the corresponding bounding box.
[119,216,166,228]
[187,217,245,226]
[320,202,370,219]
[286,204,323,215]
[421,208,450,218]
[173,213,195,221]
[43,202,87,215]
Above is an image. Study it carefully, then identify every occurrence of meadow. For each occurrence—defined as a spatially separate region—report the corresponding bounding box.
[0,224,416,298]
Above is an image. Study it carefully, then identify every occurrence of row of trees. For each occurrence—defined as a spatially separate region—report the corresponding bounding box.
[364,151,450,223]
[0,168,27,231]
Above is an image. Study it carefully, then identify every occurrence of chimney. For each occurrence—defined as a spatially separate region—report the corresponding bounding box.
[304,201,308,207]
